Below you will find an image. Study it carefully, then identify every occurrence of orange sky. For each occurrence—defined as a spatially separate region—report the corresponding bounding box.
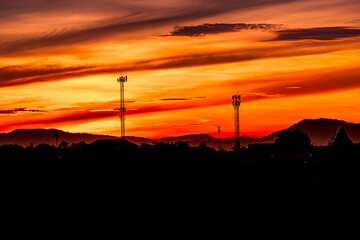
[1,0,360,138]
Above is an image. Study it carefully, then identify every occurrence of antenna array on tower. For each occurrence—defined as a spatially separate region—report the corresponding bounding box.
[232,94,241,149]
[117,75,127,139]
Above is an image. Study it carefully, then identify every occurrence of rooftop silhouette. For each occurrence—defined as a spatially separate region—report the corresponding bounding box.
[329,123,353,146]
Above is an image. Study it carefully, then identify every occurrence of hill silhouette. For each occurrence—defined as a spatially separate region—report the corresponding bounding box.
[0,129,152,147]
[1,118,359,147]
[258,118,360,146]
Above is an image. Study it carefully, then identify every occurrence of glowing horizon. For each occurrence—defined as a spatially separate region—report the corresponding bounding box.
[1,0,360,139]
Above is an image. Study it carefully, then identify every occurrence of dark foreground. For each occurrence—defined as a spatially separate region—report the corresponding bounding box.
[1,140,360,219]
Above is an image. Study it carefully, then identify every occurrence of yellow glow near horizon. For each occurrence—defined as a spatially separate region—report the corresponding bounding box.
[1,0,360,138]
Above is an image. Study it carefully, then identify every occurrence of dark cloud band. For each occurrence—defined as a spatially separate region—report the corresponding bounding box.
[161,23,285,37]
[1,39,355,88]
[272,27,360,41]
[162,24,360,41]
[0,0,300,56]
[0,108,45,115]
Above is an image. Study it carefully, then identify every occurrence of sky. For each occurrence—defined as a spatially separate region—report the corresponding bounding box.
[1,0,360,138]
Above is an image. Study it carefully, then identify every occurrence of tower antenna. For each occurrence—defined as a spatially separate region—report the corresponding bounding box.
[232,94,241,150]
[117,75,127,139]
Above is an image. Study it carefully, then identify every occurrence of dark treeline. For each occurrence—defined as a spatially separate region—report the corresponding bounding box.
[1,130,360,218]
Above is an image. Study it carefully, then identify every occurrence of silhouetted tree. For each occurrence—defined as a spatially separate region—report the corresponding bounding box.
[74,141,86,149]
[0,144,24,153]
[175,141,190,151]
[35,143,56,152]
[25,144,34,151]
[53,130,59,147]
[199,142,207,149]
[198,141,216,154]
[231,143,241,152]
[59,141,69,148]
[275,129,311,150]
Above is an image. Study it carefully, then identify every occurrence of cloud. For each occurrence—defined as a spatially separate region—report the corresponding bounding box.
[3,65,360,131]
[159,64,360,103]
[160,97,206,101]
[0,16,181,55]
[0,1,136,20]
[161,23,284,37]
[0,65,93,83]
[272,27,360,41]
[160,98,192,101]
[1,40,353,88]
[0,108,46,115]
[0,0,299,56]
[0,104,200,131]
[346,19,360,24]
[0,0,298,20]
[0,96,219,131]
[163,24,360,41]
[244,65,360,101]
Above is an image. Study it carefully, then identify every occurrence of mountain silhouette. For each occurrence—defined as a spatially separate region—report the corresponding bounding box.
[0,129,151,147]
[1,118,359,147]
[258,118,360,146]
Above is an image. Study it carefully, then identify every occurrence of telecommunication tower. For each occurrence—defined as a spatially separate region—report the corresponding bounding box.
[218,125,221,151]
[117,75,127,139]
[232,94,241,149]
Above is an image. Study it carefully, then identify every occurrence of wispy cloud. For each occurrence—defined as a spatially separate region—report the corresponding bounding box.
[0,0,299,56]
[2,64,360,132]
[0,65,93,83]
[2,40,356,88]
[0,100,217,131]
[0,108,46,115]
[272,27,360,41]
[162,24,360,42]
[245,65,360,100]
[0,0,298,20]
[160,23,284,37]
[160,97,206,101]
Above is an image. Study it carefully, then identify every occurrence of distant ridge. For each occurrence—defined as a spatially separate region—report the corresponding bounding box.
[283,118,360,145]
[1,118,359,148]
[153,134,235,150]
[0,129,121,147]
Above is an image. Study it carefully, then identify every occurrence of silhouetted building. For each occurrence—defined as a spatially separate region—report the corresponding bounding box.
[249,143,311,159]
[90,139,138,152]
[329,123,353,147]
[248,143,277,153]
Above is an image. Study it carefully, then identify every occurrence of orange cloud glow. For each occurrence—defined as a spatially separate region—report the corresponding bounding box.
[1,0,360,139]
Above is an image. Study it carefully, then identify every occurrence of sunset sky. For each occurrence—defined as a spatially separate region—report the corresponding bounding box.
[1,0,360,138]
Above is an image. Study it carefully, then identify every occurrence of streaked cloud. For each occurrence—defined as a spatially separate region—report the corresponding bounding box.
[2,40,357,88]
[160,23,285,37]
[248,65,360,99]
[0,108,46,115]
[0,0,299,56]
[160,97,206,101]
[273,27,360,41]
[1,0,360,138]
[163,24,360,42]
